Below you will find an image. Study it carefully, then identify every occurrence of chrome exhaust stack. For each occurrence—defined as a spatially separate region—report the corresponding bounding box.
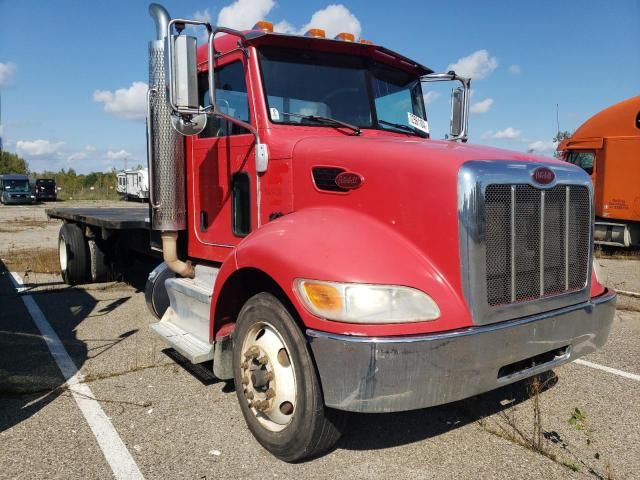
[148,3,193,277]
[148,3,187,233]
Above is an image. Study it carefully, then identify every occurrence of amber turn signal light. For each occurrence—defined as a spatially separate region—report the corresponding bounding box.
[253,20,274,32]
[301,282,343,312]
[305,28,326,38]
[334,32,355,42]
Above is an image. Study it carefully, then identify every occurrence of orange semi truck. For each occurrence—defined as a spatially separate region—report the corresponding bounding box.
[558,96,640,247]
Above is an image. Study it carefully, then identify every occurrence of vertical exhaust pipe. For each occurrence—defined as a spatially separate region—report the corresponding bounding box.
[148,3,194,278]
[149,3,170,41]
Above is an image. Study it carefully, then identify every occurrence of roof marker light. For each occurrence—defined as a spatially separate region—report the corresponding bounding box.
[305,28,326,38]
[334,32,355,42]
[253,20,274,32]
[359,39,374,45]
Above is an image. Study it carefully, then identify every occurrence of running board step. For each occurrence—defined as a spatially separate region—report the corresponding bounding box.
[150,317,214,364]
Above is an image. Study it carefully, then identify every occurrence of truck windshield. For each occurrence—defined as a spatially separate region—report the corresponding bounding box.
[258,47,428,137]
[566,151,595,175]
[4,179,30,191]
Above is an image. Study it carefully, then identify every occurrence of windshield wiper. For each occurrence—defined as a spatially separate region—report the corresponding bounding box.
[378,119,428,138]
[279,112,361,135]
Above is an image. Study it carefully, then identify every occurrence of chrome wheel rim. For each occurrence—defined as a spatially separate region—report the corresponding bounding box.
[58,237,67,271]
[239,321,297,432]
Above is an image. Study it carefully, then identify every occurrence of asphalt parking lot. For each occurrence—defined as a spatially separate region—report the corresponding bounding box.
[1,203,639,479]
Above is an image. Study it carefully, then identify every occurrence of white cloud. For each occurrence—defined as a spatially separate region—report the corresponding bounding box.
[215,1,361,39]
[299,4,361,39]
[274,20,295,34]
[447,50,498,80]
[193,8,212,24]
[485,127,521,140]
[528,140,557,153]
[508,64,522,75]
[217,0,275,30]
[107,149,131,160]
[470,98,494,114]
[93,81,147,121]
[16,139,65,156]
[0,61,16,89]
[423,91,440,105]
[67,152,88,162]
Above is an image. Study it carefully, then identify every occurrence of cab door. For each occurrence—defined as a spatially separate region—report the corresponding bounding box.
[189,55,257,261]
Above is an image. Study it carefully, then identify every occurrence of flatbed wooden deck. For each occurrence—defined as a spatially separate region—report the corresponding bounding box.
[46,207,150,230]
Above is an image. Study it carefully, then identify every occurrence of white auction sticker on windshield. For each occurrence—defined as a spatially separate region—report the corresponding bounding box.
[270,107,280,121]
[407,112,429,133]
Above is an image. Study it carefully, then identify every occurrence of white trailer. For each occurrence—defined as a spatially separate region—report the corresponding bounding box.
[116,168,149,201]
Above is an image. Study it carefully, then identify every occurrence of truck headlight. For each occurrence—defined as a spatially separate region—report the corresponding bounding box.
[294,279,440,324]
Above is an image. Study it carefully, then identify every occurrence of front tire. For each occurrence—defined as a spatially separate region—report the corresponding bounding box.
[59,222,89,285]
[233,293,346,462]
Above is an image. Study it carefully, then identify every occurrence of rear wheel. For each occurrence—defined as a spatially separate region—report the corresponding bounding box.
[58,222,89,285]
[88,239,112,283]
[233,293,346,462]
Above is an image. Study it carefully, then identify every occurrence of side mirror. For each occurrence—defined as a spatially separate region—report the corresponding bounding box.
[420,71,470,142]
[450,87,464,138]
[165,19,214,136]
[168,34,199,110]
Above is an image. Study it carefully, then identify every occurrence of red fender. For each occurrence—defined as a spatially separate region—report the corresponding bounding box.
[211,206,472,337]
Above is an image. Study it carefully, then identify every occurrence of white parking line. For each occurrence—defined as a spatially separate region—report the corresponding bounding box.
[10,272,144,480]
[574,359,640,382]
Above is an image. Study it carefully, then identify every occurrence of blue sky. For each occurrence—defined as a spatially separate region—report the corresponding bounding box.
[0,0,638,173]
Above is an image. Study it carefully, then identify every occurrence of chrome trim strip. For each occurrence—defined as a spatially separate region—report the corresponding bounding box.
[146,87,160,210]
[565,186,570,290]
[510,185,516,303]
[539,189,545,297]
[457,160,594,325]
[307,289,616,344]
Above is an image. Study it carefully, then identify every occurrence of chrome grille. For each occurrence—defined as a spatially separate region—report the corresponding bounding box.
[485,184,590,307]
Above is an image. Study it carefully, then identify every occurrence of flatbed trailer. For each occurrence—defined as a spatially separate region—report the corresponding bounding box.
[46,207,150,230]
[46,206,161,284]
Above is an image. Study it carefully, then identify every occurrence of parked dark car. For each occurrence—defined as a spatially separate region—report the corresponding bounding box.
[0,174,35,205]
[35,178,57,201]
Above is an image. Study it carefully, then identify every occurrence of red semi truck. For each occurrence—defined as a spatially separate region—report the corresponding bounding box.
[47,3,616,461]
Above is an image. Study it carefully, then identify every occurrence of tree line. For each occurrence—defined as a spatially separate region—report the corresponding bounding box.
[1,150,119,198]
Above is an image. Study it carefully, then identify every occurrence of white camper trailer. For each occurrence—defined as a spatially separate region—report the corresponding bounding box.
[116,168,149,201]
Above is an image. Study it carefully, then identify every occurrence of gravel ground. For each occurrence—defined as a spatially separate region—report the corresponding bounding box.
[1,202,639,479]
[0,200,140,255]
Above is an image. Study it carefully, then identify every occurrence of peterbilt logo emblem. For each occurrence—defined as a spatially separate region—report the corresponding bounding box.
[532,167,555,185]
[335,172,363,190]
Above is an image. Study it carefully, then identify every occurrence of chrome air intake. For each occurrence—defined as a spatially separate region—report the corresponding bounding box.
[147,3,186,231]
[458,161,593,326]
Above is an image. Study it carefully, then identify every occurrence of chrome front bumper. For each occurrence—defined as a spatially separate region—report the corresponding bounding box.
[307,289,616,413]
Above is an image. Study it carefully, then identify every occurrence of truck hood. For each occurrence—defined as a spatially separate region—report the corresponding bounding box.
[289,135,571,312]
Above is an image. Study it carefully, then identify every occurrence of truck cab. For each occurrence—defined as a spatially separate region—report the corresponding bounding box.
[558,96,640,247]
[35,178,57,201]
[52,4,616,462]
[0,174,35,205]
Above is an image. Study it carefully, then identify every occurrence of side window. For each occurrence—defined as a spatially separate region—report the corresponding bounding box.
[198,61,250,138]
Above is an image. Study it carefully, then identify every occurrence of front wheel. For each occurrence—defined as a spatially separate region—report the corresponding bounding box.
[233,293,347,462]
